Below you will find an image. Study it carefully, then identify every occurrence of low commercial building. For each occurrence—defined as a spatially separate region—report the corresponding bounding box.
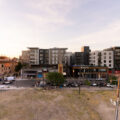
[21,66,58,78]
[72,65,109,81]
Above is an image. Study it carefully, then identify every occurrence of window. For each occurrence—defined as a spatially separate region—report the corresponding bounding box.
[104,53,106,55]
[104,56,106,59]
[109,60,111,63]
[104,60,106,63]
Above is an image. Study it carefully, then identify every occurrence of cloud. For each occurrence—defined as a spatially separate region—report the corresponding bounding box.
[59,20,120,51]
[24,0,79,29]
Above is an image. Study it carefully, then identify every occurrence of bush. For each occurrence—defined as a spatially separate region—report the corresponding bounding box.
[85,80,91,86]
[108,75,118,85]
[46,72,65,86]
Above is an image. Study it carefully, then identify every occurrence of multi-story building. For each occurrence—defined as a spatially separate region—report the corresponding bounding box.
[72,46,90,66]
[39,49,49,65]
[72,52,85,65]
[104,47,120,70]
[20,50,30,64]
[49,48,67,65]
[28,47,39,65]
[22,47,68,66]
[0,56,17,75]
[89,51,100,66]
[65,52,72,66]
[89,51,114,69]
[81,46,90,53]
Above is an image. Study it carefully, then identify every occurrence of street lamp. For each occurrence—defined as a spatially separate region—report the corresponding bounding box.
[115,73,120,120]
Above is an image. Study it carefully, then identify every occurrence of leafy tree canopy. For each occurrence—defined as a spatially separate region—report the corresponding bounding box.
[15,62,23,72]
[46,72,65,86]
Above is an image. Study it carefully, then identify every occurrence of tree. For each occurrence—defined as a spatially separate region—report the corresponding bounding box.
[46,72,65,86]
[84,80,91,86]
[108,75,118,85]
[15,62,23,72]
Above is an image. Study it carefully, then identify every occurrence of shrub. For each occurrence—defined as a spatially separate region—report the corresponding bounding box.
[46,72,65,86]
[85,80,91,86]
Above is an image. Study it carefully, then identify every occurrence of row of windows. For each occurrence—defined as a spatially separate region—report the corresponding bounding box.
[90,64,112,67]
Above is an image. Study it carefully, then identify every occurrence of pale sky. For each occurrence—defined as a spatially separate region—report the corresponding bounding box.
[0,0,120,57]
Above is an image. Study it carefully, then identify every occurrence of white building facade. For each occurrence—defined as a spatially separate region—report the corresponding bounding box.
[28,48,39,65]
[89,51,114,69]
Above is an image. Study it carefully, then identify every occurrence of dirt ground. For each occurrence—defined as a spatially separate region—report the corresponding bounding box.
[0,88,119,120]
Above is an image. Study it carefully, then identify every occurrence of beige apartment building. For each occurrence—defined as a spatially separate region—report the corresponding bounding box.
[20,50,30,64]
[49,48,67,65]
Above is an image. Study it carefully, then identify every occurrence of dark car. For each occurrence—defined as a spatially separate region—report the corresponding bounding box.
[98,83,105,87]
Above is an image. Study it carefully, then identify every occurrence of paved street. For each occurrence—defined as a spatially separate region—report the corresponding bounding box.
[13,79,36,87]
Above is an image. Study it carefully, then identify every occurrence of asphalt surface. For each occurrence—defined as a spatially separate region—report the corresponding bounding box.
[0,79,117,91]
[0,79,36,88]
[12,80,36,87]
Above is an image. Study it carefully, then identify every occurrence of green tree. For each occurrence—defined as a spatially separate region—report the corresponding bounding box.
[108,75,118,85]
[84,80,91,86]
[15,62,23,72]
[46,72,65,86]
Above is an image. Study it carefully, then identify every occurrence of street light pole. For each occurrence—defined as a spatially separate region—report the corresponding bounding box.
[115,76,120,120]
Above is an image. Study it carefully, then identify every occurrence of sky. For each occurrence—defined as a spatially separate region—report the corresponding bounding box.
[0,0,120,57]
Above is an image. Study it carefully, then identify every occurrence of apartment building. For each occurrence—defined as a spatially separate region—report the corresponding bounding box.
[81,46,90,53]
[28,47,39,65]
[104,47,120,70]
[24,47,68,66]
[49,48,67,65]
[89,51,114,69]
[39,49,49,65]
[65,52,72,66]
[20,50,30,64]
[72,46,90,65]
[72,52,85,65]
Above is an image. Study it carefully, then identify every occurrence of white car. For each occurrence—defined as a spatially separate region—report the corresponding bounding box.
[92,83,97,86]
[107,83,116,88]
[107,83,111,87]
[0,85,9,88]
[0,85,5,88]
[3,81,11,84]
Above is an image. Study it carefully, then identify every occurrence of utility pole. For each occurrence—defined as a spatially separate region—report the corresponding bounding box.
[78,69,81,95]
[115,75,120,120]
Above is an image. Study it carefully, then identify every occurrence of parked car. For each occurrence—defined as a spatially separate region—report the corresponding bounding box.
[92,83,97,86]
[3,81,12,84]
[63,83,67,87]
[107,83,116,88]
[98,83,106,87]
[71,83,78,87]
[106,83,111,87]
